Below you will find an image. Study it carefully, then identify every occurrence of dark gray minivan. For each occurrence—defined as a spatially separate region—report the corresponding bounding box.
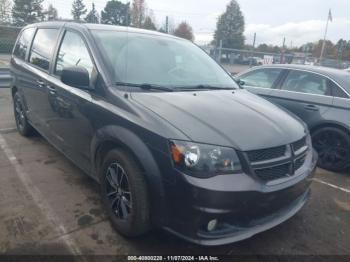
[237,65,350,172]
[11,22,317,246]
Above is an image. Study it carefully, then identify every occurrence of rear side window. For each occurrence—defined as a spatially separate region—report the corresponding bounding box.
[55,31,94,77]
[328,80,349,98]
[240,68,282,89]
[281,70,329,95]
[13,28,36,60]
[29,28,59,71]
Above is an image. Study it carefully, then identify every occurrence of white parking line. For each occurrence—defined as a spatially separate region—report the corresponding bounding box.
[313,178,350,194]
[0,134,84,258]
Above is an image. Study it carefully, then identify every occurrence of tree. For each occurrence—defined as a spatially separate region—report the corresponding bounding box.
[142,16,156,30]
[12,0,44,26]
[0,0,12,24]
[174,21,194,41]
[71,0,87,21]
[214,0,245,49]
[131,0,146,28]
[85,3,99,23]
[101,0,130,25]
[44,4,58,21]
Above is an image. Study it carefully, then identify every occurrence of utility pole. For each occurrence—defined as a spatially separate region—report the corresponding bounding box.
[281,37,286,64]
[165,16,169,33]
[249,33,256,67]
[320,9,333,64]
[218,40,223,63]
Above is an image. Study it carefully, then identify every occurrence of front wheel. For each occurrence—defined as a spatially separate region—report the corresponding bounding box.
[100,149,150,237]
[312,127,350,172]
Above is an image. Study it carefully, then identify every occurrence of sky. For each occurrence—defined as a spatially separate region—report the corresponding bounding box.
[44,0,350,47]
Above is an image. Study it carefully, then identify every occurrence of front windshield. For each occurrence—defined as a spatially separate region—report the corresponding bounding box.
[91,30,238,90]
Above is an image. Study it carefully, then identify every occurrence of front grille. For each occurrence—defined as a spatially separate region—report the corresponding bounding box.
[246,136,308,183]
[246,145,286,162]
[293,137,307,152]
[295,156,306,171]
[255,163,291,182]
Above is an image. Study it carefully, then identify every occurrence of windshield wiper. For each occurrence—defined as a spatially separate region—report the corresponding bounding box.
[176,84,236,90]
[116,82,173,92]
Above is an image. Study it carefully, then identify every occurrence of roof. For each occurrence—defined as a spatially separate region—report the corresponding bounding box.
[256,64,350,93]
[24,21,181,40]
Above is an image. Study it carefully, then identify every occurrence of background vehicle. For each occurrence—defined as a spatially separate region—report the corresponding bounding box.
[11,22,316,246]
[237,65,350,171]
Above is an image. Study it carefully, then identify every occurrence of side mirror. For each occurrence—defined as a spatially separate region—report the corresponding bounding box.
[61,66,91,90]
[234,78,245,88]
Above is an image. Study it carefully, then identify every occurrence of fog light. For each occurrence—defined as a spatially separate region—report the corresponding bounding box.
[207,219,218,232]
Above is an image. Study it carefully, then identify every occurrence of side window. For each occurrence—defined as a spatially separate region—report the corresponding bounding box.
[240,68,282,88]
[328,80,349,98]
[29,28,59,71]
[13,28,36,60]
[55,31,94,77]
[281,70,329,95]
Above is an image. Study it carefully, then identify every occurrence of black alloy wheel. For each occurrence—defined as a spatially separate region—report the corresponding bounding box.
[100,149,150,237]
[312,127,350,172]
[105,162,132,220]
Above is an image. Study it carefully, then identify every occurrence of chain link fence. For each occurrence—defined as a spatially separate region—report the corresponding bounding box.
[205,46,350,74]
[0,25,21,54]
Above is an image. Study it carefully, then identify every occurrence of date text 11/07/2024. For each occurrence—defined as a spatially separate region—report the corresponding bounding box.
[127,256,220,261]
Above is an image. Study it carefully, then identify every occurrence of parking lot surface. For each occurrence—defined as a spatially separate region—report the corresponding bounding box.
[0,88,349,256]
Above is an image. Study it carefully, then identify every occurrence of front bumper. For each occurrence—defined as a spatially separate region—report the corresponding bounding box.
[162,150,317,246]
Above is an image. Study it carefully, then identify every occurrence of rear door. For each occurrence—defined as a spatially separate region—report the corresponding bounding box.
[268,69,333,128]
[238,68,284,97]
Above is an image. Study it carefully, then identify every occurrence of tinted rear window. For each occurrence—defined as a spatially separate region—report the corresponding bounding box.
[13,28,36,60]
[29,28,59,71]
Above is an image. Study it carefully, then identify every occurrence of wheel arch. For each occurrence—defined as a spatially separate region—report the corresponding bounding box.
[90,125,166,221]
[310,121,350,137]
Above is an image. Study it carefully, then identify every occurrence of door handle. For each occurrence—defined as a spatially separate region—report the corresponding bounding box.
[47,85,56,95]
[304,104,319,111]
[36,80,45,88]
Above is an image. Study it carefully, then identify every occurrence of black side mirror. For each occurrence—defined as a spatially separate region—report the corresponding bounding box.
[61,66,91,90]
[234,78,245,88]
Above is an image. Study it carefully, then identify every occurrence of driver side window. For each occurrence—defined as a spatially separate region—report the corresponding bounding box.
[55,31,94,78]
[240,68,282,89]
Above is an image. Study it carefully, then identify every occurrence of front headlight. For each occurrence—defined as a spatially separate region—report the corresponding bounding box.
[169,140,242,178]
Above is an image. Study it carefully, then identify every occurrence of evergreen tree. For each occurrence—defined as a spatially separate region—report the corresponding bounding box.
[44,4,58,21]
[85,3,99,23]
[101,0,130,26]
[12,0,44,26]
[214,0,245,49]
[142,16,156,30]
[71,0,87,21]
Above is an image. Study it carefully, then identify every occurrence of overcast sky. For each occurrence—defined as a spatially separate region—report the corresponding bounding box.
[44,0,350,47]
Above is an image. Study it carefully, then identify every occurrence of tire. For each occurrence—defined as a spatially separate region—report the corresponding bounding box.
[13,92,34,137]
[312,127,350,172]
[100,148,150,237]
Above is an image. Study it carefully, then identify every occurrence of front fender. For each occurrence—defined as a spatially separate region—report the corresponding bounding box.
[91,125,166,223]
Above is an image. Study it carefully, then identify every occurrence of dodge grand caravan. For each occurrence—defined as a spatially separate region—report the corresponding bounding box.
[10,22,317,245]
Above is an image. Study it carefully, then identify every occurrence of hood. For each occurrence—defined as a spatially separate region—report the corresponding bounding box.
[131,89,306,151]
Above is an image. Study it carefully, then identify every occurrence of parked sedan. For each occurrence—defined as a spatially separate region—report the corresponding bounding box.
[237,65,350,172]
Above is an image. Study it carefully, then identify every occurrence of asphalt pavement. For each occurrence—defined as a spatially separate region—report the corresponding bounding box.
[0,88,349,258]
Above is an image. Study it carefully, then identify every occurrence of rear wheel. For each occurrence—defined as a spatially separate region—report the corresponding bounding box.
[312,127,350,172]
[100,148,150,237]
[13,93,34,137]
